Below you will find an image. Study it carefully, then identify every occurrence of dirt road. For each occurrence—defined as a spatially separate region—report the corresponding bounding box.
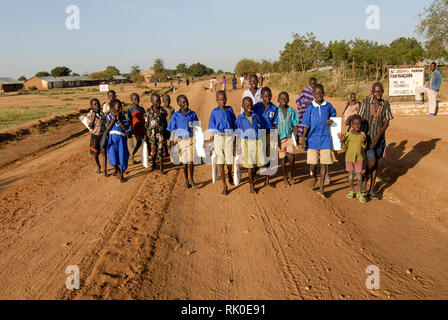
[0,80,447,300]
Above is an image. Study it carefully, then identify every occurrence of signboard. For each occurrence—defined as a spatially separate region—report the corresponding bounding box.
[99,84,109,92]
[389,67,425,96]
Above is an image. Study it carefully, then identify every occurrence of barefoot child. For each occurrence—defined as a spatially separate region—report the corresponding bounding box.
[145,94,169,174]
[235,97,266,194]
[106,99,131,182]
[87,98,107,174]
[277,92,299,186]
[209,90,236,195]
[167,95,199,188]
[338,115,367,203]
[253,87,278,187]
[302,84,336,198]
[127,93,146,164]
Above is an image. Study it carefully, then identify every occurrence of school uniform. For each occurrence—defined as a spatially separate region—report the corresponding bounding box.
[209,106,236,165]
[235,112,266,168]
[167,109,199,164]
[302,100,337,165]
[277,105,299,159]
[253,102,278,158]
[107,113,131,171]
[86,110,106,156]
[127,105,146,139]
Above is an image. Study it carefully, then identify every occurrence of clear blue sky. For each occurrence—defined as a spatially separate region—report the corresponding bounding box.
[0,0,433,79]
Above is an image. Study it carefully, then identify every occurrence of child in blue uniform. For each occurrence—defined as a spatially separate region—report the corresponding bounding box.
[106,99,131,183]
[167,95,199,189]
[235,97,266,194]
[253,87,278,187]
[209,90,236,195]
[302,84,337,198]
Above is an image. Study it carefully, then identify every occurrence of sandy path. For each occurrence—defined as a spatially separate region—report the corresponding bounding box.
[0,80,447,299]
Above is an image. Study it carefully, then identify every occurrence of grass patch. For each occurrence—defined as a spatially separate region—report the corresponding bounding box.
[0,105,76,129]
[0,107,49,129]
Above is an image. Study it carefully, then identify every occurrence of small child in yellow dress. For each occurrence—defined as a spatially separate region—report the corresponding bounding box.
[338,115,367,203]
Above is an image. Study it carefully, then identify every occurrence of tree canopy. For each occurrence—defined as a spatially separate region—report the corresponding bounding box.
[35,71,50,77]
[416,0,448,58]
[51,66,72,77]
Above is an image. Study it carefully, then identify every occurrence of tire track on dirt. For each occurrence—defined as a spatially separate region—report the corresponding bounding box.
[252,196,304,299]
[70,84,206,299]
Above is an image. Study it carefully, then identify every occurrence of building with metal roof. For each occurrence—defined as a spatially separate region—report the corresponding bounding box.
[0,77,24,92]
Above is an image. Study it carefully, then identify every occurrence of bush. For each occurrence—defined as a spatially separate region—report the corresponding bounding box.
[29,86,38,91]
[268,70,384,101]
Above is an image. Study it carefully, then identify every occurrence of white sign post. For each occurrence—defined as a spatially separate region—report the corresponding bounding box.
[99,84,109,92]
[389,68,425,96]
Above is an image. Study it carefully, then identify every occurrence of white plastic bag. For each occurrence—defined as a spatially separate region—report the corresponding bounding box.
[79,115,92,133]
[211,151,218,184]
[233,154,241,186]
[292,132,298,148]
[142,141,149,168]
[194,126,206,158]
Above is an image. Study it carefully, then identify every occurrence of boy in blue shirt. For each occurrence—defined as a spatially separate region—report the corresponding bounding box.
[277,92,299,186]
[253,87,278,187]
[302,84,337,198]
[236,97,266,194]
[209,90,236,195]
[167,94,199,188]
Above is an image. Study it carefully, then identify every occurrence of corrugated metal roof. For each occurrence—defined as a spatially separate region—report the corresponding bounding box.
[112,75,127,80]
[38,76,63,82]
[0,77,22,85]
[58,76,91,81]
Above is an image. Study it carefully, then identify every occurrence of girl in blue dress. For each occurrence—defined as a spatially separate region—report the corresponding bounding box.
[106,99,131,182]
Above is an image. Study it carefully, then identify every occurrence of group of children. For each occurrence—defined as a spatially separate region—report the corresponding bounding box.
[86,90,176,182]
[86,77,392,202]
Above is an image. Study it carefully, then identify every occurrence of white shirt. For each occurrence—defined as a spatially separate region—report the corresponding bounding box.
[240,76,244,83]
[241,88,262,114]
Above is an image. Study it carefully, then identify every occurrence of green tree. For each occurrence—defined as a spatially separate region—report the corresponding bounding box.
[259,60,273,73]
[416,0,448,58]
[187,63,211,77]
[51,66,71,77]
[325,40,351,67]
[279,32,325,72]
[388,37,425,65]
[35,71,50,77]
[130,65,144,83]
[153,59,165,73]
[175,63,188,74]
[72,73,80,76]
[105,66,120,77]
[234,59,260,75]
[18,76,27,81]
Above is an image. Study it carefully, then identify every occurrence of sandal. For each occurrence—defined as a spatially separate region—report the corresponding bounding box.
[346,191,356,199]
[356,192,367,203]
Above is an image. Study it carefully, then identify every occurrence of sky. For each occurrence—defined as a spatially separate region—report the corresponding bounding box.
[0,0,434,79]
